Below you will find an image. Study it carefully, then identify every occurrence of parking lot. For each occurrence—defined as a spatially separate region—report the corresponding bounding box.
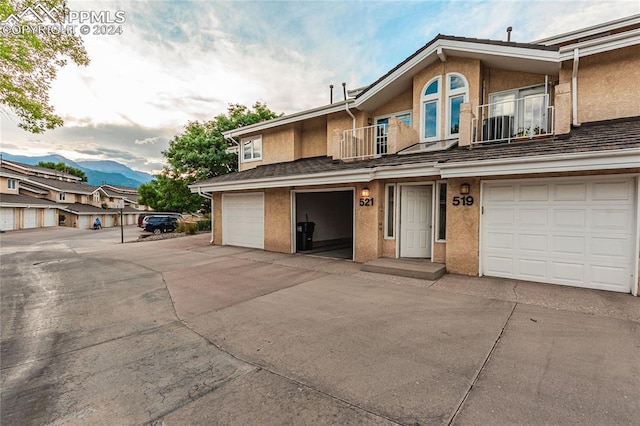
[1,226,639,425]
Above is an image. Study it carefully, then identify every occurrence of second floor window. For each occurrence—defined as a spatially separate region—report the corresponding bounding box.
[446,73,468,138]
[93,193,100,202]
[421,77,441,141]
[7,179,16,190]
[242,136,262,162]
[59,192,66,201]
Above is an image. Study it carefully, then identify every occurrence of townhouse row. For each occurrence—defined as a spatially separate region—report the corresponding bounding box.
[0,160,147,231]
[191,15,640,295]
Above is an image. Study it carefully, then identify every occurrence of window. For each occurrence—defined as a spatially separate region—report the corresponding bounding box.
[7,179,16,190]
[242,135,262,162]
[384,184,396,239]
[375,111,412,155]
[489,84,546,138]
[59,192,66,201]
[436,182,447,241]
[446,73,468,137]
[93,193,100,202]
[420,77,441,141]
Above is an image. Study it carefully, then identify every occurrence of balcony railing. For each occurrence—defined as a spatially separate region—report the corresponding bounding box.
[472,94,554,145]
[341,124,387,160]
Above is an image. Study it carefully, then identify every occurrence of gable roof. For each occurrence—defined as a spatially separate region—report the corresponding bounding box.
[25,176,98,194]
[192,116,640,192]
[0,193,60,207]
[1,160,82,181]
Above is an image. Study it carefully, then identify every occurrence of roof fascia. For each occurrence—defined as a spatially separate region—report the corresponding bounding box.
[354,39,558,107]
[558,28,640,60]
[534,14,640,46]
[436,148,640,178]
[222,101,352,138]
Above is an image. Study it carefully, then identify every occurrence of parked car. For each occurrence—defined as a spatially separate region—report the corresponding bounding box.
[143,216,178,234]
[137,212,182,227]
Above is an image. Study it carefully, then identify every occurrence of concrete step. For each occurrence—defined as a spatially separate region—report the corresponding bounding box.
[361,258,446,281]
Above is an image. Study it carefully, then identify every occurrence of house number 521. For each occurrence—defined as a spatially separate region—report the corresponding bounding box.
[452,196,474,206]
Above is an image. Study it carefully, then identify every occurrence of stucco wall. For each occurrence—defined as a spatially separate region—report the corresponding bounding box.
[0,177,19,194]
[485,68,547,97]
[264,188,291,253]
[445,177,480,276]
[327,111,355,159]
[301,116,327,158]
[213,193,222,244]
[354,182,382,262]
[571,45,640,123]
[373,88,413,119]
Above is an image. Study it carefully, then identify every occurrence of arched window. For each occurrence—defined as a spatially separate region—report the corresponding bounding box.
[420,76,441,141]
[446,73,468,138]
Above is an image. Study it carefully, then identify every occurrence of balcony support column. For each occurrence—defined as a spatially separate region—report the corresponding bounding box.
[458,102,473,147]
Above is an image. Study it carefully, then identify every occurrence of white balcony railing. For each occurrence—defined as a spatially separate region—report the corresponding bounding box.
[341,124,387,160]
[472,94,554,145]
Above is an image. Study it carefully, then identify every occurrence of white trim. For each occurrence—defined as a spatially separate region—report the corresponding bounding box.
[535,14,640,45]
[241,135,262,163]
[559,29,640,60]
[445,72,469,139]
[374,110,413,124]
[437,148,640,178]
[634,176,640,296]
[384,183,397,240]
[435,180,447,243]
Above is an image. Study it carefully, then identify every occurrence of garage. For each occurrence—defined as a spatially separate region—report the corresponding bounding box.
[222,193,264,249]
[43,209,56,227]
[294,190,354,259]
[23,209,37,229]
[0,208,15,231]
[481,176,636,293]
[104,215,114,227]
[78,216,89,229]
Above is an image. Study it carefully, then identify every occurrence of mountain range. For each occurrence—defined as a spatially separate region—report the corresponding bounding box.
[0,153,154,188]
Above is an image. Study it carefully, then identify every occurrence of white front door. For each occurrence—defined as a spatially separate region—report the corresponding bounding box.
[400,185,432,258]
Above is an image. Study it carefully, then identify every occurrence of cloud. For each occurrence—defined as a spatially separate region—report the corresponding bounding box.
[135,137,159,145]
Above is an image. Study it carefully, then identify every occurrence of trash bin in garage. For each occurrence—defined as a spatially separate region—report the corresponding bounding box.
[296,221,316,251]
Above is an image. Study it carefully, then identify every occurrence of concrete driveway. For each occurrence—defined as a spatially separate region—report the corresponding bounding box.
[1,227,638,425]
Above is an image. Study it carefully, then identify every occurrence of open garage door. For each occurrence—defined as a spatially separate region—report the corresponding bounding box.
[222,193,264,249]
[482,176,636,293]
[295,190,354,260]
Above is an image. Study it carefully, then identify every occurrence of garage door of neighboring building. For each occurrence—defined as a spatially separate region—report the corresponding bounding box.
[24,209,37,228]
[104,215,114,227]
[222,193,264,249]
[78,216,89,229]
[0,208,15,231]
[482,177,636,293]
[44,209,56,227]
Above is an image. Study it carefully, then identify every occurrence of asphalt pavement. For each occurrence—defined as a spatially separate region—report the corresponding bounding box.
[1,226,638,425]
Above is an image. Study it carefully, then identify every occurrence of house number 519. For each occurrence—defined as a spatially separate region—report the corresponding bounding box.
[452,195,474,206]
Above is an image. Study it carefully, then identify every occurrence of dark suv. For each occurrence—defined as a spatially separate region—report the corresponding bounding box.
[144,216,178,234]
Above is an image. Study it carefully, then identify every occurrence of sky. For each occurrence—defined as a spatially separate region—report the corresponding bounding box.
[1,0,638,174]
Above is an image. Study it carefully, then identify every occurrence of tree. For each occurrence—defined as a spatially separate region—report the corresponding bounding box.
[163,102,280,181]
[1,0,90,133]
[37,161,87,181]
[138,175,203,213]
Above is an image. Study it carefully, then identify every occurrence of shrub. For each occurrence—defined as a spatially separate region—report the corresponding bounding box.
[196,218,211,232]
[177,222,197,235]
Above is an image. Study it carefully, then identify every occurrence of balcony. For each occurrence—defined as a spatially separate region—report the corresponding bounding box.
[472,94,554,145]
[341,124,387,160]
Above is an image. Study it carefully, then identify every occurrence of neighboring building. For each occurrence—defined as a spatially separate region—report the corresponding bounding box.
[0,160,146,230]
[191,15,640,295]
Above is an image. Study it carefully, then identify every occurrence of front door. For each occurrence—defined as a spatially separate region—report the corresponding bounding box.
[400,185,432,258]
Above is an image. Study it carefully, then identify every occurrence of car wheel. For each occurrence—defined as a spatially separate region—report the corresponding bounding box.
[153,228,161,235]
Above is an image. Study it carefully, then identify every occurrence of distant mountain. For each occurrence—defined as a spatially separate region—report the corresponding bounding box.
[0,153,154,188]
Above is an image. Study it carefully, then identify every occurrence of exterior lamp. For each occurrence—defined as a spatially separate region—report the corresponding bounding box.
[361,187,370,198]
[367,117,373,126]
[460,183,470,195]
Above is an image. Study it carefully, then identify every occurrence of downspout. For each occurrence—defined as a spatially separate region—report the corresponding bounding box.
[197,187,214,244]
[342,82,356,131]
[572,48,580,127]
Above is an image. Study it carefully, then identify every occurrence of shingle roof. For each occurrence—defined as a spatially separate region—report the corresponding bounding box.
[60,203,141,214]
[1,160,81,180]
[0,193,60,206]
[194,116,640,186]
[26,176,98,193]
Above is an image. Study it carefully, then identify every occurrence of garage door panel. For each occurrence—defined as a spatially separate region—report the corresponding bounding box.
[222,193,264,249]
[482,177,635,293]
[43,210,55,227]
[1,208,15,231]
[24,209,37,228]
[554,183,586,200]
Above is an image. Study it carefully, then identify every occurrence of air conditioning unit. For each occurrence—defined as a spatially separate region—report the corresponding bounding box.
[482,115,513,141]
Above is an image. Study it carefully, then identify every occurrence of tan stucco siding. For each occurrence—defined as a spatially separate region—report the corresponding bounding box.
[0,177,19,194]
[433,242,446,264]
[327,111,355,159]
[373,88,413,118]
[573,46,640,123]
[485,68,547,97]
[213,193,222,244]
[264,188,291,253]
[445,177,480,275]
[301,116,327,159]
[354,182,382,263]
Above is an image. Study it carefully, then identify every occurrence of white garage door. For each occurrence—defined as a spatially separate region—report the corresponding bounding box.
[482,177,636,293]
[24,209,37,229]
[0,208,15,231]
[104,215,114,227]
[222,193,264,249]
[44,209,56,227]
[78,216,89,229]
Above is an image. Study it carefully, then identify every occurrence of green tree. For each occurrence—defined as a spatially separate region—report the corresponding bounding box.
[1,0,90,133]
[138,175,202,213]
[163,102,280,181]
[37,161,87,181]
